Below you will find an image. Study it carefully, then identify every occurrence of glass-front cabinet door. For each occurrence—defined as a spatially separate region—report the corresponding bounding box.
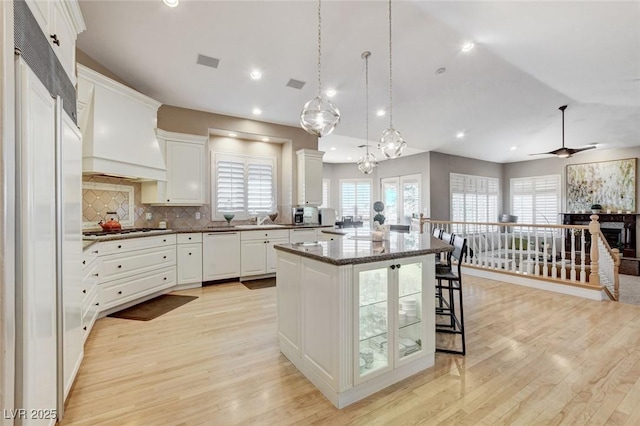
[396,259,425,364]
[354,263,392,384]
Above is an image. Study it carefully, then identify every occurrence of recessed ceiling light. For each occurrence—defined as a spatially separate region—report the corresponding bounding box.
[228,132,237,137]
[461,42,475,52]
[330,147,337,151]
[261,137,270,142]
[326,89,337,98]
[376,110,386,117]
[510,146,518,151]
[252,108,262,115]
[347,156,352,160]
[456,132,465,139]
[163,0,179,7]
[250,69,262,80]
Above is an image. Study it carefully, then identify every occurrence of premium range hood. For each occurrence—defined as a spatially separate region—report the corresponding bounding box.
[77,65,166,181]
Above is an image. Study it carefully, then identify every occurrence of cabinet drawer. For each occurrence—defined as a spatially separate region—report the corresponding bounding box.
[289,228,319,243]
[241,229,290,241]
[177,233,202,244]
[82,248,98,271]
[99,234,176,255]
[99,246,176,283]
[82,289,98,334]
[99,266,176,310]
[82,279,98,313]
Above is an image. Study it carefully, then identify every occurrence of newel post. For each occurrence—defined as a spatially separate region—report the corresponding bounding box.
[419,213,425,234]
[589,214,600,286]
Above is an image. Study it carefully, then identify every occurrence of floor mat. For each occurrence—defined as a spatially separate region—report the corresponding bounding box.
[108,294,198,321]
[242,277,276,290]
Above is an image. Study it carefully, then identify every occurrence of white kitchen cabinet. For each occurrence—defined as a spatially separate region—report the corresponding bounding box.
[141,130,207,206]
[96,236,176,311]
[25,0,85,84]
[297,149,324,206]
[353,257,431,385]
[241,229,290,277]
[177,233,203,286]
[289,228,319,244]
[202,232,241,281]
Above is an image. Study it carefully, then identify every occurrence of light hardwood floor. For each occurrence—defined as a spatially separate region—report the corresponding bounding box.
[62,276,640,425]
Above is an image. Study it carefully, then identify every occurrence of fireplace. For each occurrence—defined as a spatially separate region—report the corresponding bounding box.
[561,213,638,257]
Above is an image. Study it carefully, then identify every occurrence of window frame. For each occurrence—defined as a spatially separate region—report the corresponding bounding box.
[510,174,562,227]
[380,174,421,225]
[450,173,499,232]
[320,178,331,209]
[211,152,277,220]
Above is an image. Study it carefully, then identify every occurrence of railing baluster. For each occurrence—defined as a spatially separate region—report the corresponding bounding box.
[561,229,567,280]
[511,227,517,272]
[570,229,577,281]
[580,229,587,283]
[543,226,549,277]
[551,229,557,278]
[534,227,540,276]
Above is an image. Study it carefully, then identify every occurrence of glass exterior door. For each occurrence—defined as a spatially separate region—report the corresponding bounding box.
[397,261,423,361]
[357,267,390,379]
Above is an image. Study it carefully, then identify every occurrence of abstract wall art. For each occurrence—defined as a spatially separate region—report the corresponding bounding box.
[566,158,636,212]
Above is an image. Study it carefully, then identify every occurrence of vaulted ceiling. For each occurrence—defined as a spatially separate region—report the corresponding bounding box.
[77,1,640,163]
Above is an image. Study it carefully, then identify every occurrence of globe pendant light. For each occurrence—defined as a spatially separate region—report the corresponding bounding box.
[379,0,406,159]
[300,0,340,137]
[358,51,378,174]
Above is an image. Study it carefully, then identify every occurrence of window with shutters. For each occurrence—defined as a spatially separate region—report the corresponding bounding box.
[450,173,499,232]
[511,175,561,231]
[319,179,330,208]
[340,179,372,227]
[212,153,276,219]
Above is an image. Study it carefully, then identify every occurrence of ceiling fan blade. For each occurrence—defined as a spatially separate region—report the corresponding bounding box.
[529,152,554,156]
[567,146,597,154]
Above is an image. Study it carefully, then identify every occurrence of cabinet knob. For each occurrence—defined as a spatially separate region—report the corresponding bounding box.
[167,199,170,202]
[92,250,99,254]
[118,265,122,269]
[82,260,86,265]
[93,273,99,277]
[50,34,60,46]
[164,277,167,281]
[118,291,122,295]
[163,239,167,242]
[163,255,167,259]
[390,264,396,270]
[95,302,99,306]
[82,289,86,294]
[188,252,192,255]
[83,326,87,331]
[396,264,401,269]
[118,245,122,249]
[188,237,191,240]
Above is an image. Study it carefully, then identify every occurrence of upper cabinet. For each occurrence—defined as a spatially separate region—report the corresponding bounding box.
[77,65,167,181]
[25,0,86,84]
[297,149,324,206]
[141,130,207,206]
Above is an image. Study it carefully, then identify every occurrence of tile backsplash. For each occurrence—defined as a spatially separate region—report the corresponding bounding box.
[82,176,284,229]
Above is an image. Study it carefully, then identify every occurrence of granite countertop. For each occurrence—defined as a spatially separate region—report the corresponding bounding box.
[82,224,334,246]
[274,230,453,266]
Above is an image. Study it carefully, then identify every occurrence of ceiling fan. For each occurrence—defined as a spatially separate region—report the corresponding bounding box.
[530,105,596,158]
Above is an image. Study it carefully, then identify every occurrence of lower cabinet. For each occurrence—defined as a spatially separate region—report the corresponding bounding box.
[289,228,318,243]
[202,232,240,280]
[96,235,177,310]
[240,229,290,277]
[177,233,202,286]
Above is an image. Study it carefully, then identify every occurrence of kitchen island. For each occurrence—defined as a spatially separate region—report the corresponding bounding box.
[274,231,452,408]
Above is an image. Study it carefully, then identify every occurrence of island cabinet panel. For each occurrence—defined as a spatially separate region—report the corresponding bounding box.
[277,253,301,355]
[301,259,339,389]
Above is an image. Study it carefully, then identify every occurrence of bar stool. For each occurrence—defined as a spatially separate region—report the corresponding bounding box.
[435,234,467,355]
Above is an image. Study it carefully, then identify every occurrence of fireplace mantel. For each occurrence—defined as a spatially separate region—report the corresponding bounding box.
[560,213,639,257]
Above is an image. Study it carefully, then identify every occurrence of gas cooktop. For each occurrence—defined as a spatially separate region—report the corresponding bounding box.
[82,228,169,239]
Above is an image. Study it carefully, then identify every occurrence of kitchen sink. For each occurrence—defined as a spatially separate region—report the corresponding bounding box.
[233,224,287,229]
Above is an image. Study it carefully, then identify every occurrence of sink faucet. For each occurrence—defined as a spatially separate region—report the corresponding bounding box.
[257,215,268,226]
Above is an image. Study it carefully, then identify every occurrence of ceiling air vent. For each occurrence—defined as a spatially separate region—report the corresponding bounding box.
[197,54,220,69]
[286,79,305,89]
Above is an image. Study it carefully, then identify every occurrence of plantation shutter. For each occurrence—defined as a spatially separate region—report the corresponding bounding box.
[511,175,560,226]
[450,173,499,231]
[340,179,372,226]
[217,159,245,213]
[320,179,330,208]
[247,162,273,213]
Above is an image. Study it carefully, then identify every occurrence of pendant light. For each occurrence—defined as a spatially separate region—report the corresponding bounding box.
[378,0,407,159]
[300,0,340,138]
[358,51,378,174]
